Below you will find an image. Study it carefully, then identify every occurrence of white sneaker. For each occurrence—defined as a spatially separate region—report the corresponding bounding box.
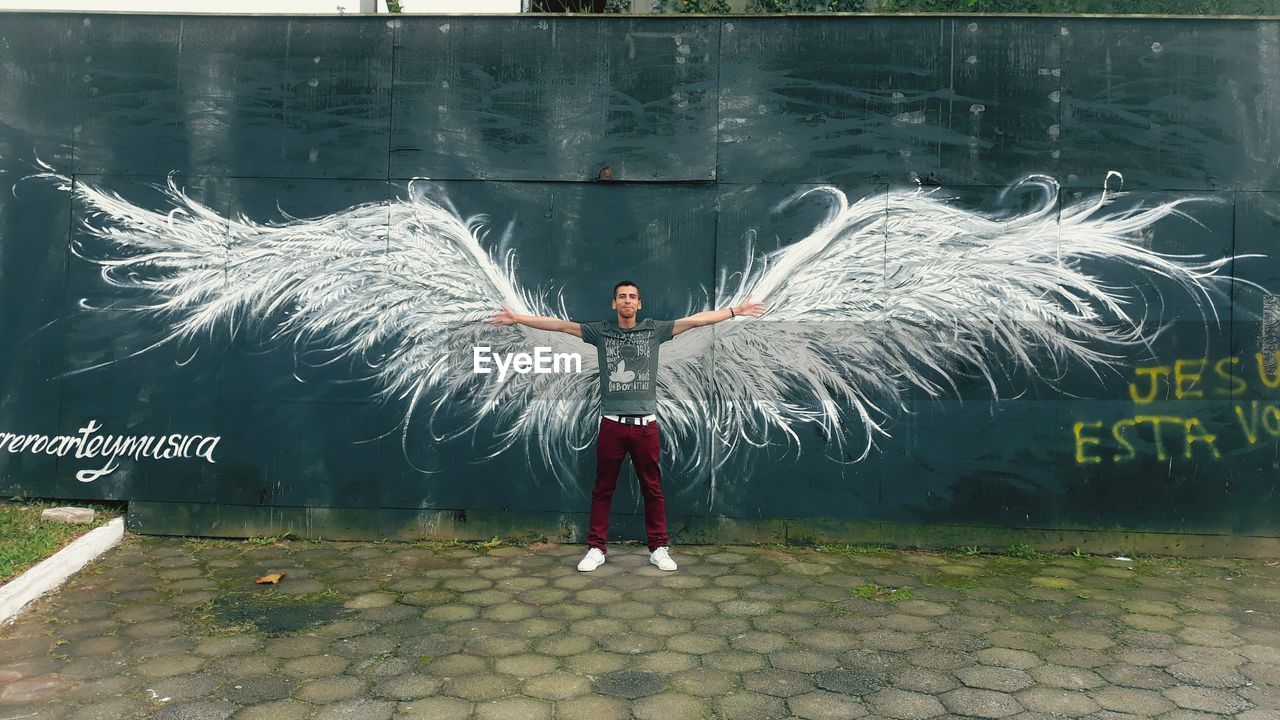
[650,546,677,571]
[577,548,606,572]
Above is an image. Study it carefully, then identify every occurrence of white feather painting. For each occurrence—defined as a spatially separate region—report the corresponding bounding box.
[42,167,1237,489]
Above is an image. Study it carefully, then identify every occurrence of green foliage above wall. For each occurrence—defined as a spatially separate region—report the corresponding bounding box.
[872,0,1278,13]
[651,0,734,12]
[536,0,1280,12]
[746,0,867,12]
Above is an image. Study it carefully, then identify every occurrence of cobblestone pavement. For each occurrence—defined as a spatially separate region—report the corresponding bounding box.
[2,537,1279,720]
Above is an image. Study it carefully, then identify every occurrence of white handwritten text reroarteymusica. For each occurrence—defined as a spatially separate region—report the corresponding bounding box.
[0,420,220,482]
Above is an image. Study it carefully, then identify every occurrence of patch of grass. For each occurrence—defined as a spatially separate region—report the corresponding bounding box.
[0,501,121,584]
[409,537,523,552]
[1130,554,1192,576]
[851,583,913,602]
[815,543,893,556]
[922,573,978,590]
[1005,543,1047,561]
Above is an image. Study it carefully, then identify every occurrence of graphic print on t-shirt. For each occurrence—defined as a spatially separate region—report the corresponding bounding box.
[604,332,651,392]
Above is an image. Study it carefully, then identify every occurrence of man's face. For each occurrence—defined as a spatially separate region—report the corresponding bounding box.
[612,285,641,319]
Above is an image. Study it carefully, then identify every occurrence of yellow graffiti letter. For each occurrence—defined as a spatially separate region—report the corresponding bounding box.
[1129,366,1170,404]
[1235,401,1260,444]
[1073,421,1103,464]
[1112,418,1137,462]
[1183,419,1221,459]
[1174,359,1205,399]
[1265,405,1280,437]
[1214,357,1246,397]
[1256,352,1280,389]
[1133,415,1181,461]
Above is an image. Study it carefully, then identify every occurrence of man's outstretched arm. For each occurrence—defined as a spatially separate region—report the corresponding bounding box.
[490,307,583,338]
[673,294,765,337]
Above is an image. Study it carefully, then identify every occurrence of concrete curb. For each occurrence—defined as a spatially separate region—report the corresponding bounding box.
[0,516,125,626]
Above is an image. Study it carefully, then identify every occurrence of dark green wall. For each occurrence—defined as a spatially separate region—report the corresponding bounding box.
[1,13,1278,542]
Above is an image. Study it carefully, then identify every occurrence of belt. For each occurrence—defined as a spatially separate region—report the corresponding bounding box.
[603,414,657,426]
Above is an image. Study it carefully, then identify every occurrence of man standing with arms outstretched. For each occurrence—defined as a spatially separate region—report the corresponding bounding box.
[492,281,764,572]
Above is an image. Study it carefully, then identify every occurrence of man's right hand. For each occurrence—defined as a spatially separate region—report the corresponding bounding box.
[490,307,520,326]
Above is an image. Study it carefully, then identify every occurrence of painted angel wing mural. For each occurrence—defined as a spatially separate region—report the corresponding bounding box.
[51,168,1232,485]
[55,172,601,478]
[653,174,1232,475]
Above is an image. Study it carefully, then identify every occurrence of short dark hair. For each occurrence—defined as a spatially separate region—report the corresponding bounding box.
[612,280,640,299]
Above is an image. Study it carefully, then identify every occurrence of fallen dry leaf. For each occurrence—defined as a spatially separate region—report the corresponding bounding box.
[255,572,287,584]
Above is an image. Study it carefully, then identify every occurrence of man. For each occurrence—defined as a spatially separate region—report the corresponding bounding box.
[491,281,765,572]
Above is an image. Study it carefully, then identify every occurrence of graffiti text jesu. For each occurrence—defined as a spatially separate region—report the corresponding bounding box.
[1073,353,1280,464]
[1128,354,1280,403]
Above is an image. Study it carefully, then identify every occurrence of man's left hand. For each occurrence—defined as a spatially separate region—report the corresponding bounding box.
[735,294,766,318]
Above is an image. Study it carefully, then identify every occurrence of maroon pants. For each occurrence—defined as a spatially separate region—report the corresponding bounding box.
[587,417,668,553]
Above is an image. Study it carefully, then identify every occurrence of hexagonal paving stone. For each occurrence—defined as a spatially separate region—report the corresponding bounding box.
[216,673,293,705]
[280,655,349,679]
[592,669,668,699]
[956,665,1034,692]
[553,694,631,720]
[367,673,440,701]
[667,633,725,655]
[1097,663,1175,690]
[976,648,1042,670]
[1174,644,1246,666]
[940,687,1023,718]
[228,698,313,720]
[473,696,552,720]
[493,654,558,677]
[563,651,628,675]
[714,690,789,720]
[0,673,76,703]
[891,667,959,694]
[1167,661,1247,688]
[1014,686,1100,717]
[466,636,531,657]
[705,650,769,673]
[294,675,364,704]
[770,650,839,673]
[444,673,518,702]
[522,672,591,700]
[264,637,329,659]
[396,696,473,720]
[865,688,947,719]
[1051,630,1115,651]
[1243,662,1280,685]
[313,698,395,720]
[664,668,737,699]
[136,654,207,678]
[1045,648,1110,669]
[814,668,883,696]
[1162,684,1251,713]
[1178,627,1243,648]
[746,670,817,698]
[1028,663,1106,690]
[193,636,262,657]
[146,673,220,702]
[732,632,791,654]
[788,690,869,720]
[1091,685,1177,715]
[633,692,710,720]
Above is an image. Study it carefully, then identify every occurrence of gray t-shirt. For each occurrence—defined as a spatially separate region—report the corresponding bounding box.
[580,318,675,416]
